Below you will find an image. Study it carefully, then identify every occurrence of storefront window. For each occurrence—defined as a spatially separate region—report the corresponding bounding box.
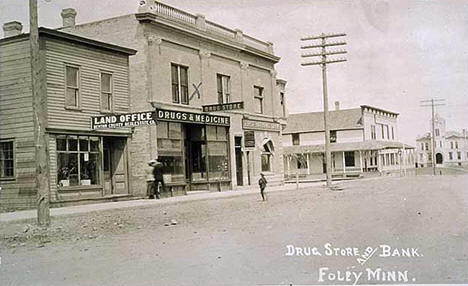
[207,126,230,180]
[57,135,100,187]
[157,122,185,183]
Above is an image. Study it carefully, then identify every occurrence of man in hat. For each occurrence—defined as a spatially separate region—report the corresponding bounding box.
[152,158,165,199]
[146,159,157,199]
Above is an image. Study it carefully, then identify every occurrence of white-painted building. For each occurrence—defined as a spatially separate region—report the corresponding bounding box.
[282,103,415,180]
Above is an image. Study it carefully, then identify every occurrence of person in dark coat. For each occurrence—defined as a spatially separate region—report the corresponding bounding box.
[258,173,268,201]
[152,159,165,199]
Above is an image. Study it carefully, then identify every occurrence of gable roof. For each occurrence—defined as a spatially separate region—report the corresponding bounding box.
[1,27,137,56]
[283,108,363,134]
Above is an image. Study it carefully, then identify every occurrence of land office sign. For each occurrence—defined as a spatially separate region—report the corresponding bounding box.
[154,108,230,126]
[91,111,154,129]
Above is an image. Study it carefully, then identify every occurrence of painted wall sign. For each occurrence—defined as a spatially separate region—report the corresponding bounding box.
[242,119,281,132]
[91,111,154,129]
[154,108,230,126]
[202,101,244,112]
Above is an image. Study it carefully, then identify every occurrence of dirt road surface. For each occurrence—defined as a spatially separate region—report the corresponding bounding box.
[1,175,467,285]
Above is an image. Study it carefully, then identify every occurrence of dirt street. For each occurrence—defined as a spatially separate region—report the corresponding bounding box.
[1,175,468,285]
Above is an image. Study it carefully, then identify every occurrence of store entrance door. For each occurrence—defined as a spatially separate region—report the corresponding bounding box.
[103,138,128,195]
[235,136,243,186]
[183,125,207,189]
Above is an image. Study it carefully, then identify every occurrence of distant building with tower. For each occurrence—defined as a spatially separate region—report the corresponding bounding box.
[416,114,468,168]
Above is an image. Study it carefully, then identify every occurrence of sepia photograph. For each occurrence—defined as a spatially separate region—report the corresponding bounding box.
[0,0,467,285]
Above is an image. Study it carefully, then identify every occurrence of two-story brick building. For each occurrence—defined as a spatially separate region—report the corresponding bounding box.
[0,22,136,211]
[60,1,287,196]
[416,113,468,168]
[282,103,415,181]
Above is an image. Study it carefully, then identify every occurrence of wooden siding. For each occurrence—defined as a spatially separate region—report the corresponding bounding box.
[45,37,131,130]
[0,39,37,211]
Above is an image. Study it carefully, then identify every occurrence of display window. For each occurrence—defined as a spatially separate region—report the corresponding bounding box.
[57,135,100,187]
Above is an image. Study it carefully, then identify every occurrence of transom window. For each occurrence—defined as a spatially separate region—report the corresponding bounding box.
[171,64,189,105]
[65,65,80,108]
[217,74,231,104]
[0,140,14,179]
[254,86,264,114]
[100,72,113,111]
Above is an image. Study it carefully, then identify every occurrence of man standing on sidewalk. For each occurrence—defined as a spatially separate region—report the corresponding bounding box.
[153,159,165,199]
[146,160,156,199]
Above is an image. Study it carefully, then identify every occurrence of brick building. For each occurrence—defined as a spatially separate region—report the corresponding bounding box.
[282,103,415,181]
[0,23,136,211]
[416,113,468,168]
[60,1,287,196]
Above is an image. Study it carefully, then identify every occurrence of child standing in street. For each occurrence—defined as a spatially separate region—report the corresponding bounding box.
[258,173,268,201]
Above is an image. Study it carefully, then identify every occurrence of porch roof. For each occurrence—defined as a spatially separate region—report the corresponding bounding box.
[284,140,415,154]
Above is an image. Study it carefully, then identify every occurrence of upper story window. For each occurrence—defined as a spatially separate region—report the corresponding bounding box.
[330,130,337,143]
[0,140,14,179]
[254,86,264,114]
[380,124,385,139]
[371,125,376,140]
[171,64,189,105]
[450,142,454,149]
[292,133,300,146]
[280,92,286,117]
[100,72,113,112]
[425,142,429,150]
[420,142,424,150]
[435,129,440,136]
[455,141,459,149]
[65,65,80,108]
[391,127,394,140]
[217,74,231,104]
[386,125,390,140]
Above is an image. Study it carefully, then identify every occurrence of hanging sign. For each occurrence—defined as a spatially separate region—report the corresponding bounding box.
[153,108,230,126]
[91,111,154,129]
[244,131,255,148]
[202,101,244,112]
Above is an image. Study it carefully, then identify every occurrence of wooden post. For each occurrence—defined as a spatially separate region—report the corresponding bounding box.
[359,150,363,174]
[342,151,346,176]
[30,0,50,226]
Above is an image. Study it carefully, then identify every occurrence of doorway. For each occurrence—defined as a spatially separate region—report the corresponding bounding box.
[183,125,207,186]
[235,136,243,186]
[436,153,443,164]
[103,137,128,195]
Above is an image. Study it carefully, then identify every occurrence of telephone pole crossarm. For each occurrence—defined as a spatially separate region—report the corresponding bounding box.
[301,42,347,49]
[301,59,347,66]
[301,50,347,58]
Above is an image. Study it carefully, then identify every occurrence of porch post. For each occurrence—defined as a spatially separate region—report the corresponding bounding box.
[342,151,346,176]
[307,153,310,175]
[359,150,363,173]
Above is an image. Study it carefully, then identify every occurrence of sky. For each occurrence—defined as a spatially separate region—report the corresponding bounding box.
[1,0,467,145]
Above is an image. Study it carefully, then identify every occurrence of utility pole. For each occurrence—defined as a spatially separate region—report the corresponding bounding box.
[30,0,50,226]
[420,98,446,176]
[300,33,347,188]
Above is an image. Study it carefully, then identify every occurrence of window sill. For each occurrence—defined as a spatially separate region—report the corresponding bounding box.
[0,177,16,182]
[64,106,82,112]
[58,185,102,192]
